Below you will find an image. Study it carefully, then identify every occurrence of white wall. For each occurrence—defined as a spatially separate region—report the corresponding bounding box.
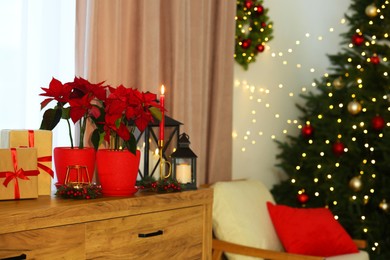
[232,0,351,188]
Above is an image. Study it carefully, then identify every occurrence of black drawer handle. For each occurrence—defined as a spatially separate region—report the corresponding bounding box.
[138,230,164,238]
[1,254,27,260]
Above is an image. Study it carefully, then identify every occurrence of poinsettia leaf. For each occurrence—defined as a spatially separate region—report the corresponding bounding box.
[135,113,152,132]
[62,107,71,120]
[115,118,122,129]
[91,129,102,150]
[149,106,162,121]
[124,134,137,154]
[117,124,130,141]
[89,105,101,119]
[69,106,86,123]
[40,108,62,130]
[40,98,54,110]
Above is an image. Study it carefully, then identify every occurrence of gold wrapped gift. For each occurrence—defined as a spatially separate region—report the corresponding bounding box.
[1,130,53,195]
[0,148,39,200]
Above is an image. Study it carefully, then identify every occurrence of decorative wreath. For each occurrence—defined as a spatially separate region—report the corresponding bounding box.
[56,183,102,200]
[235,0,273,70]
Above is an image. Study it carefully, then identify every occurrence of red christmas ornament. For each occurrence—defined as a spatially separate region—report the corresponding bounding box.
[261,22,267,28]
[370,55,380,64]
[245,0,253,9]
[241,39,251,49]
[352,34,364,46]
[256,44,265,52]
[297,193,309,204]
[301,124,314,138]
[371,115,385,130]
[332,141,345,156]
[255,5,264,15]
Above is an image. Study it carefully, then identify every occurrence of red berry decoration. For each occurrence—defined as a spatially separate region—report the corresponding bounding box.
[371,115,385,130]
[301,124,314,138]
[256,44,265,52]
[332,141,345,156]
[241,39,251,49]
[370,55,380,64]
[297,193,309,204]
[245,0,253,9]
[255,5,264,15]
[352,34,364,46]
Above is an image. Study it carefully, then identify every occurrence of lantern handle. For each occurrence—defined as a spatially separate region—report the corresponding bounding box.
[160,159,172,179]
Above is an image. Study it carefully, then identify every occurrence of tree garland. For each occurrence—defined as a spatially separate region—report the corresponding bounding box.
[137,176,183,193]
[235,0,273,70]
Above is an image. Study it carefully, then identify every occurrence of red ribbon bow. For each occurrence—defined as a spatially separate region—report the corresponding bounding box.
[0,148,39,199]
[28,130,54,178]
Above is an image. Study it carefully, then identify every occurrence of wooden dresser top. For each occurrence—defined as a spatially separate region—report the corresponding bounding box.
[0,188,213,235]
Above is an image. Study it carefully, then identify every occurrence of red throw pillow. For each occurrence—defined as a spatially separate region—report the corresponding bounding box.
[266,202,359,257]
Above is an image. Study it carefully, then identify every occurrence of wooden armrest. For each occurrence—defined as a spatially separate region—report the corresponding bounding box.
[353,239,367,249]
[212,239,325,260]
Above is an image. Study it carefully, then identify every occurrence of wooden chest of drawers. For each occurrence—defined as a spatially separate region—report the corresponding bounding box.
[0,189,213,259]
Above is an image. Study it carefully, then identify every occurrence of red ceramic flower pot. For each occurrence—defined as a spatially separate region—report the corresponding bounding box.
[54,147,96,185]
[96,149,140,196]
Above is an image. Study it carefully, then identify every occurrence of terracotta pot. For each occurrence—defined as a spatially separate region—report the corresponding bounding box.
[54,147,96,185]
[96,149,140,196]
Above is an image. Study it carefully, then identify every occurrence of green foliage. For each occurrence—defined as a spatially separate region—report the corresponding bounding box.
[235,0,273,70]
[272,1,390,259]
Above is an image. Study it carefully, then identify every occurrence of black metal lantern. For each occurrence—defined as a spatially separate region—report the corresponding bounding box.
[171,133,197,190]
[135,116,182,180]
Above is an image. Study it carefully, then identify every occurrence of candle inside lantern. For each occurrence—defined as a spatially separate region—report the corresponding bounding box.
[159,85,165,143]
[176,164,192,183]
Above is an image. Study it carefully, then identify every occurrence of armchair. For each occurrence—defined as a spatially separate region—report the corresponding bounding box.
[210,180,369,260]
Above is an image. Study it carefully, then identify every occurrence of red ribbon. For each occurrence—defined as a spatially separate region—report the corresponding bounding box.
[0,148,40,199]
[28,130,35,147]
[28,130,54,178]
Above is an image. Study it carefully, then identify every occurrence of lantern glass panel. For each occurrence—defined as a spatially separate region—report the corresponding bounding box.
[135,116,182,180]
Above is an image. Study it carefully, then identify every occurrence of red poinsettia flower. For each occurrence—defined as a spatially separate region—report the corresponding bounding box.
[40,76,162,154]
[40,77,73,108]
[40,77,107,149]
[68,77,107,101]
[90,85,161,153]
[68,93,100,124]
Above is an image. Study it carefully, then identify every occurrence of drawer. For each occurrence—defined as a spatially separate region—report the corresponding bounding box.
[0,223,85,260]
[85,206,204,259]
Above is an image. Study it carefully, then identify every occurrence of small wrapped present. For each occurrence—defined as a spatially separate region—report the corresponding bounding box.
[1,130,53,195]
[0,148,39,200]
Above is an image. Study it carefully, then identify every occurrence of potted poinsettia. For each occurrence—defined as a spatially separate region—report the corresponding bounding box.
[90,85,162,196]
[39,77,107,185]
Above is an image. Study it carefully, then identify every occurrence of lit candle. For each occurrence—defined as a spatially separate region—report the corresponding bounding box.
[159,85,165,143]
[176,164,192,183]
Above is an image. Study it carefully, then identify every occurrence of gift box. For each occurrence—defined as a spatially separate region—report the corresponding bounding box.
[1,130,53,195]
[0,148,39,200]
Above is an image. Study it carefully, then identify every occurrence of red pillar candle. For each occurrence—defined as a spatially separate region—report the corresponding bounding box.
[159,85,165,143]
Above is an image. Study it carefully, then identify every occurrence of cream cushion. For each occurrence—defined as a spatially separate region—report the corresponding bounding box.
[212,180,283,260]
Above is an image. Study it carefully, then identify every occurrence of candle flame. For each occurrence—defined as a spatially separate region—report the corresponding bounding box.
[160,85,165,95]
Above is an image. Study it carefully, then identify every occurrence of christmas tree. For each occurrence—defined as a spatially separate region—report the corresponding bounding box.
[271,1,390,259]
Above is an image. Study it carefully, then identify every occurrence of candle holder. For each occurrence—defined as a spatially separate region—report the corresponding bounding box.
[55,164,102,200]
[158,140,172,180]
[65,165,90,186]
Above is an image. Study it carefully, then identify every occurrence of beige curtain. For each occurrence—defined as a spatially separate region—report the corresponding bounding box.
[76,0,235,184]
